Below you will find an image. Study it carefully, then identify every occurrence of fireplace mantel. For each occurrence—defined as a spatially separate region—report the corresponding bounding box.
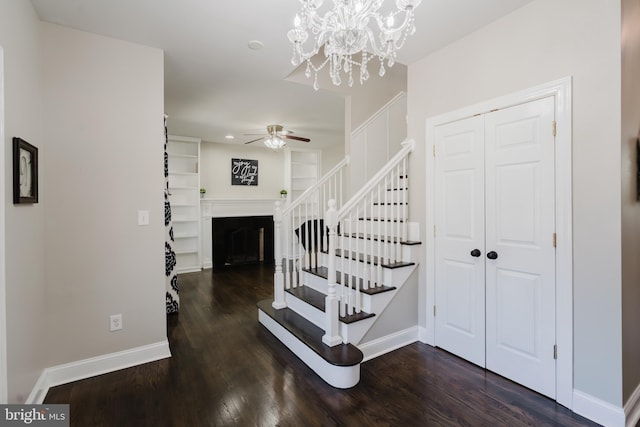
[201,199,278,269]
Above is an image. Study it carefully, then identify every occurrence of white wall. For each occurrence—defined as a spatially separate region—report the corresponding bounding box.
[621,0,640,405]
[321,143,345,175]
[408,0,622,406]
[0,0,47,403]
[41,23,166,366]
[200,142,285,200]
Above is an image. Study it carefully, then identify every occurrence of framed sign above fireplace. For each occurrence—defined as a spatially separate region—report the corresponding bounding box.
[231,158,258,186]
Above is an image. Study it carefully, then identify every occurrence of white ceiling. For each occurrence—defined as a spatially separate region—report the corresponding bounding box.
[30,0,534,149]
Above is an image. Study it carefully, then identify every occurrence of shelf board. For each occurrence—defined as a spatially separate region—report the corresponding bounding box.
[168,171,198,176]
[175,250,198,255]
[168,153,198,159]
[169,186,198,190]
[174,233,198,239]
[172,218,199,223]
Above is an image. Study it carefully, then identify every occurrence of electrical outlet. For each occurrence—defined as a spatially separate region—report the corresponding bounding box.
[110,314,123,332]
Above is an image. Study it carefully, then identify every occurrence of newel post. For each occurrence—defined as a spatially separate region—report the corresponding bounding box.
[272,201,286,309]
[322,199,342,346]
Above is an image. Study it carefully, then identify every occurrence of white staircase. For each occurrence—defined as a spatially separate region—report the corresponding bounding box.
[258,140,420,388]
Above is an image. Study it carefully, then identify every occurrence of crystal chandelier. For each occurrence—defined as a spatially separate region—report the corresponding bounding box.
[287,0,422,90]
[264,135,286,150]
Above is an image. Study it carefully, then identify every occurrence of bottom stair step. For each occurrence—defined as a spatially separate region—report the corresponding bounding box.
[257,299,363,388]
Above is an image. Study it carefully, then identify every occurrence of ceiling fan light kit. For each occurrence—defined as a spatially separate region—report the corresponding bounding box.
[244,124,311,149]
[287,0,422,90]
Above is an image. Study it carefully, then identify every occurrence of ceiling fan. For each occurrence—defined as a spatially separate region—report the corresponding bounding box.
[244,124,311,148]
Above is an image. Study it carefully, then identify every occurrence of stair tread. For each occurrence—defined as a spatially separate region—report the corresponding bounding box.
[338,233,421,245]
[303,267,396,295]
[334,250,416,269]
[372,202,408,206]
[257,299,363,367]
[285,285,377,322]
[358,217,405,222]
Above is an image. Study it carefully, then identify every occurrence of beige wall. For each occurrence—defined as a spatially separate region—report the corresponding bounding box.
[621,0,640,405]
[0,0,47,403]
[41,24,166,366]
[200,142,285,200]
[408,0,622,406]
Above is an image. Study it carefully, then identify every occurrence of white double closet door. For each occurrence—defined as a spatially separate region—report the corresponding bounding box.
[434,97,557,399]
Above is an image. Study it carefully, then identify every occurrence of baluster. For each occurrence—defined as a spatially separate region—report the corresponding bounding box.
[393,164,404,262]
[272,201,286,309]
[376,182,383,288]
[323,199,342,347]
[283,209,290,290]
[384,174,390,265]
[403,156,408,243]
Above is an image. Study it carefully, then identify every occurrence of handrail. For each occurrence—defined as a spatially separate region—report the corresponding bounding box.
[281,155,350,216]
[338,139,414,218]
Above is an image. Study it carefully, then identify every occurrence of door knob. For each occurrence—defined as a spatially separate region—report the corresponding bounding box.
[487,251,498,260]
[470,249,481,257]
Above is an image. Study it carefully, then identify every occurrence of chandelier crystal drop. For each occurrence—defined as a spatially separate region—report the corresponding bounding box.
[287,0,422,90]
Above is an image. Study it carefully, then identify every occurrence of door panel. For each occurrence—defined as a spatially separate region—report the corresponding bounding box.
[434,116,486,367]
[485,97,556,398]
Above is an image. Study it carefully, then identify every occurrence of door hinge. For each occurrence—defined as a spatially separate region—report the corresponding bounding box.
[552,121,557,137]
[553,233,557,248]
[433,305,436,316]
[433,225,436,237]
[553,344,557,359]
[433,145,436,157]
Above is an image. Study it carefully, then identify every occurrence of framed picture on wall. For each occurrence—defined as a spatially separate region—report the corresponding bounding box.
[231,158,258,186]
[12,137,38,204]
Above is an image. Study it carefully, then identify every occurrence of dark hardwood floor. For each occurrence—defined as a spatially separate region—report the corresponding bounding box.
[45,265,598,427]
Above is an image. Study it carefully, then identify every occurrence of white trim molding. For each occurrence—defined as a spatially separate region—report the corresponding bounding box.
[424,77,573,409]
[624,382,640,427]
[573,390,625,427]
[0,46,7,405]
[359,326,419,362]
[200,198,278,219]
[26,340,171,404]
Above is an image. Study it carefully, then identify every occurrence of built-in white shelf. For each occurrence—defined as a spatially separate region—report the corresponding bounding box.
[168,134,202,274]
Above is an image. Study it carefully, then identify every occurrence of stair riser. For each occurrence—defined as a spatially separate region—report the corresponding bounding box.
[285,292,325,328]
[298,273,380,314]
[337,237,418,263]
[367,205,409,220]
[340,316,376,345]
[285,290,378,346]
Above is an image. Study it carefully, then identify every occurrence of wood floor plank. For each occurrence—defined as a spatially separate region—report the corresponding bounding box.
[44,264,598,427]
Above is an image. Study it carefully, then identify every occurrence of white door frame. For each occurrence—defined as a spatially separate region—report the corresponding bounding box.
[424,77,573,409]
[0,46,8,404]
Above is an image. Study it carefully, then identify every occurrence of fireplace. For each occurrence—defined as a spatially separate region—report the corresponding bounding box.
[212,216,274,269]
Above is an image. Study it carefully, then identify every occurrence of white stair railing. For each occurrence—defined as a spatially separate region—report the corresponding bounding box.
[272,156,350,309]
[324,139,414,345]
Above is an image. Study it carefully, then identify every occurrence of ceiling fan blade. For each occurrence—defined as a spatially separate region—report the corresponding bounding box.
[244,137,265,144]
[284,135,311,142]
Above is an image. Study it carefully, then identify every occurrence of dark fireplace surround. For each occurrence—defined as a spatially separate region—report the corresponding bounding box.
[211,216,274,269]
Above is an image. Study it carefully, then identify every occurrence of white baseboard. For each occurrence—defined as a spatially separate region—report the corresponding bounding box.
[573,389,625,427]
[418,326,432,344]
[26,340,171,404]
[624,382,640,427]
[359,326,419,362]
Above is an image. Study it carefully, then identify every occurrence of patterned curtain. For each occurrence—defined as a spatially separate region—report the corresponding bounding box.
[165,116,179,313]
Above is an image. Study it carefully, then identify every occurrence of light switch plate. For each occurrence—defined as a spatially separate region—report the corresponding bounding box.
[138,210,149,226]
